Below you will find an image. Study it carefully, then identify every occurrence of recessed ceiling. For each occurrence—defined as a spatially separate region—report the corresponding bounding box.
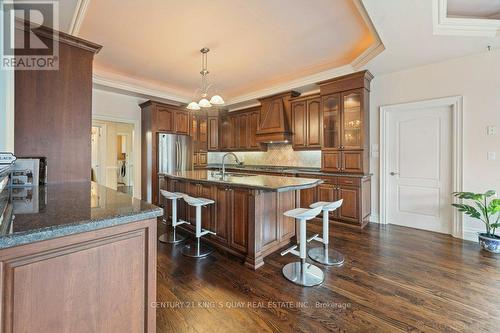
[447,0,500,19]
[78,0,377,103]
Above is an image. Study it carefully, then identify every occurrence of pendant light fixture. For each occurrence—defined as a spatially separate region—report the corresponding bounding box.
[186,47,225,110]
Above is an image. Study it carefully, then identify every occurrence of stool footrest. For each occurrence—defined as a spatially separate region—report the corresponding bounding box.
[173,219,190,227]
[199,229,216,237]
[307,234,322,243]
[281,244,299,257]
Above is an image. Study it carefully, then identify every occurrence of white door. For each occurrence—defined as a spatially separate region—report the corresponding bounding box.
[386,105,452,234]
[91,126,101,182]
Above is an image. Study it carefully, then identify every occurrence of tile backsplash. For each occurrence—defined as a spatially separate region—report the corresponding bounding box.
[207,143,321,167]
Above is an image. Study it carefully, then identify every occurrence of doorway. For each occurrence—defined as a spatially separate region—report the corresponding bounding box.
[91,119,135,196]
[380,96,463,237]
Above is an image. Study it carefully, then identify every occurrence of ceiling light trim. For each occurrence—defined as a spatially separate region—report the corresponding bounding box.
[69,0,91,36]
[433,0,500,37]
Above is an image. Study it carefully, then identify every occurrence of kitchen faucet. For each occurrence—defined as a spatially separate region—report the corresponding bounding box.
[221,152,243,178]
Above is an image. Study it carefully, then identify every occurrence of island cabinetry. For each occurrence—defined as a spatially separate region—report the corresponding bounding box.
[0,218,157,332]
[319,71,373,174]
[163,176,302,269]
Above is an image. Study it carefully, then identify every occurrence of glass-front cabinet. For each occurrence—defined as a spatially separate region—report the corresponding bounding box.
[322,88,364,150]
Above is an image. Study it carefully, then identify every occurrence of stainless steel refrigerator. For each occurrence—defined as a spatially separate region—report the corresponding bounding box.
[150,133,192,203]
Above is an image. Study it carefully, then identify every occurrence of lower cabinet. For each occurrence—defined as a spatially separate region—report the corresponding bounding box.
[322,150,364,173]
[298,174,371,227]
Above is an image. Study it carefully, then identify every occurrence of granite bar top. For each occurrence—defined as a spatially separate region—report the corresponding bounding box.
[0,182,163,250]
[162,170,323,192]
[206,164,371,178]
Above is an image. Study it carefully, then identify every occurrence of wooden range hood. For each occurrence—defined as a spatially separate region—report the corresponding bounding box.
[255,91,300,143]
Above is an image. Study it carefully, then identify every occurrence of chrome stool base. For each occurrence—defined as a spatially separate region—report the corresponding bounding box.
[181,239,214,258]
[282,260,324,287]
[158,228,186,244]
[308,246,345,266]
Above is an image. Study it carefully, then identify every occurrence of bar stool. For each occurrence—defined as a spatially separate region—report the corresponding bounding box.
[159,190,189,244]
[307,199,344,266]
[280,206,324,287]
[181,195,216,258]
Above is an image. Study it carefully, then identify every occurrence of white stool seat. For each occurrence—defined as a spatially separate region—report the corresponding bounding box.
[284,206,323,220]
[183,195,215,207]
[160,189,184,200]
[310,199,343,211]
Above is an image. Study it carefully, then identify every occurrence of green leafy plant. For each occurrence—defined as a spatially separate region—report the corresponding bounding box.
[452,190,500,238]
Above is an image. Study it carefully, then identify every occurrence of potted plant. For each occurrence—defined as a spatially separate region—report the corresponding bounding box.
[452,190,500,253]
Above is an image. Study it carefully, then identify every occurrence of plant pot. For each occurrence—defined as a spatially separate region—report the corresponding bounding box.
[478,233,500,254]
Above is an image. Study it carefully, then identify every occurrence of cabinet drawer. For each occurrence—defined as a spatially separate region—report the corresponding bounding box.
[338,177,360,187]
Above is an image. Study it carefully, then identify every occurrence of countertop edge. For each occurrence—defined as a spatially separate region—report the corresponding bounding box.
[162,173,323,192]
[0,207,163,250]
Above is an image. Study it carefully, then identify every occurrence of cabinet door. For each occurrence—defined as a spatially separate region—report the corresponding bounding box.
[306,98,321,148]
[300,185,317,209]
[192,152,199,167]
[208,116,219,151]
[230,188,248,253]
[199,183,215,231]
[173,181,187,222]
[292,101,306,149]
[230,116,238,150]
[342,150,363,173]
[157,107,173,132]
[198,116,208,152]
[338,186,360,222]
[191,115,198,142]
[318,184,338,219]
[248,111,260,149]
[322,151,341,172]
[198,152,207,166]
[220,116,230,150]
[174,111,189,135]
[322,94,341,149]
[238,114,248,149]
[341,89,363,149]
[214,186,232,244]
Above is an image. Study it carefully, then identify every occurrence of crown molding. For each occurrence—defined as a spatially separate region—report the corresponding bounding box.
[69,0,90,36]
[92,73,190,105]
[91,0,385,107]
[433,0,500,37]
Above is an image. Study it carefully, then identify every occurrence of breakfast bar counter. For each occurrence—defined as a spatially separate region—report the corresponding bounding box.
[162,171,323,269]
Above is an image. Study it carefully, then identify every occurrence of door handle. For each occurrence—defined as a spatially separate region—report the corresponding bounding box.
[390,172,399,176]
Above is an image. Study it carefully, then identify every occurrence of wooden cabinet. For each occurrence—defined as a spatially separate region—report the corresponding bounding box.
[291,96,321,150]
[319,71,372,174]
[140,100,193,203]
[157,106,174,132]
[218,108,264,152]
[256,91,299,143]
[191,114,208,152]
[0,218,157,332]
[208,116,219,151]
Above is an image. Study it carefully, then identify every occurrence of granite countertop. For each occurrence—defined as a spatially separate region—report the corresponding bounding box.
[206,164,371,178]
[0,182,163,250]
[162,170,323,192]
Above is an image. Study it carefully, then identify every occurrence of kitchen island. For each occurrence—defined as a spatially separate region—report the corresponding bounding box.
[161,170,323,269]
[0,182,162,332]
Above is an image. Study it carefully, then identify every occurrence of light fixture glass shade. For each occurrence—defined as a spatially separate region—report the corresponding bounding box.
[209,95,225,105]
[198,98,212,108]
[186,101,201,110]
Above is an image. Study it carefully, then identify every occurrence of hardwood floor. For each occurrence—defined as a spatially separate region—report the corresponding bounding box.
[156,221,500,332]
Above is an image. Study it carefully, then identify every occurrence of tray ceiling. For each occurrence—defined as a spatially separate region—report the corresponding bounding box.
[78,0,378,104]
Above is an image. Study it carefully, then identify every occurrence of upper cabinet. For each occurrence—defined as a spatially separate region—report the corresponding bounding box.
[140,101,190,136]
[218,107,265,152]
[208,116,219,151]
[291,95,321,150]
[318,70,373,174]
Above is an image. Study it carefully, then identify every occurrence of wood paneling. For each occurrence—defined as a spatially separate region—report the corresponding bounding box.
[0,218,156,333]
[14,31,101,183]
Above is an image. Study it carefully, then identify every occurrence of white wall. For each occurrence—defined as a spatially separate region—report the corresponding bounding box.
[92,88,146,198]
[368,49,500,239]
